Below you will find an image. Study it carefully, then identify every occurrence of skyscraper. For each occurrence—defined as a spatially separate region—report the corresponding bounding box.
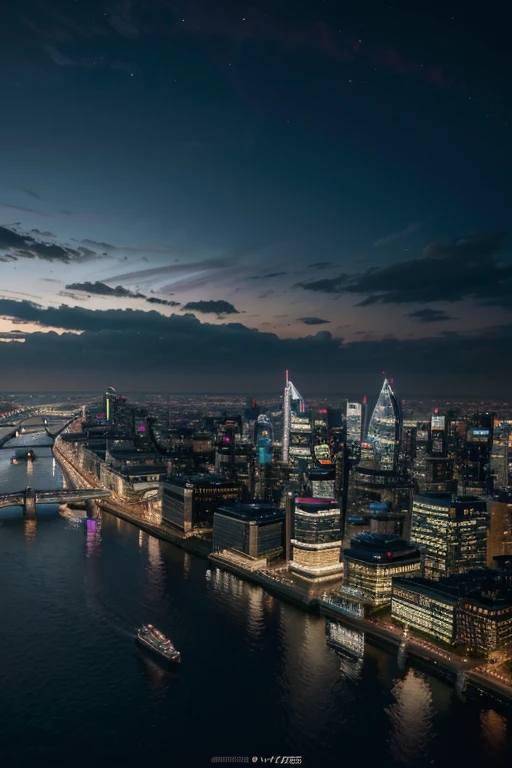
[366,378,402,472]
[490,420,512,490]
[460,413,494,495]
[346,377,412,540]
[254,414,273,466]
[346,401,362,452]
[282,370,306,463]
[103,386,116,423]
[290,497,343,580]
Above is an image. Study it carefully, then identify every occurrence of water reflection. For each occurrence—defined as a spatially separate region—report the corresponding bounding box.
[481,709,508,759]
[386,669,434,764]
[279,608,349,744]
[183,552,190,579]
[85,517,101,558]
[24,517,36,543]
[147,536,165,597]
[207,568,266,639]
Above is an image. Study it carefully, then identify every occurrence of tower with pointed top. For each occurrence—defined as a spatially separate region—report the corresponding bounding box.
[366,378,402,472]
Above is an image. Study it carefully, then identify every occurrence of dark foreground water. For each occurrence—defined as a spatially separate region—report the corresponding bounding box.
[0,430,511,767]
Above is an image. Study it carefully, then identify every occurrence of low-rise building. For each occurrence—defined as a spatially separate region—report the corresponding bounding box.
[213,503,284,559]
[162,475,242,533]
[392,569,512,652]
[344,533,422,607]
[392,577,458,644]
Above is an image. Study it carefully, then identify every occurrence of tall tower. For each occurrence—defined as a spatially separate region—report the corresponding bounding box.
[367,378,402,472]
[346,401,362,446]
[282,370,305,463]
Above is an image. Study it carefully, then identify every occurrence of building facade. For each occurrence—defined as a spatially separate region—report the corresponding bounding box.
[213,503,285,559]
[162,476,241,533]
[343,533,422,608]
[411,495,488,580]
[290,497,343,580]
[391,577,458,644]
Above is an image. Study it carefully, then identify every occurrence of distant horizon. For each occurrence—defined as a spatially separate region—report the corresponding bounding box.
[1,389,510,402]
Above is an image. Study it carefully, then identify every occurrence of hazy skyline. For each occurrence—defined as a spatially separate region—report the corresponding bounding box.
[1,1,511,394]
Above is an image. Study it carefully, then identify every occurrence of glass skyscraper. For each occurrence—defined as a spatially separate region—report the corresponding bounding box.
[366,378,402,472]
[282,371,306,463]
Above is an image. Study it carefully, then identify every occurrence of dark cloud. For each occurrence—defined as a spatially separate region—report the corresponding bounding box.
[1,301,512,395]
[306,262,334,270]
[181,300,239,315]
[295,274,349,293]
[66,281,144,299]
[0,203,51,217]
[297,232,512,307]
[0,224,99,263]
[105,258,231,284]
[66,281,180,307]
[406,308,457,323]
[146,297,181,307]
[250,272,287,279]
[14,187,41,201]
[298,317,331,325]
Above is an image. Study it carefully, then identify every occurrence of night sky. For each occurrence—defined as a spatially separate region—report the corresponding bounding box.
[0,0,511,395]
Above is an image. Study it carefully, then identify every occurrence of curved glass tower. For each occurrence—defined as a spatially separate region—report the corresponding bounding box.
[366,378,402,472]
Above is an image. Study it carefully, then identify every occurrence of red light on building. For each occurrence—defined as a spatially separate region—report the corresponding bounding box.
[318,409,328,414]
[434,407,439,415]
[387,551,392,558]
[363,395,367,405]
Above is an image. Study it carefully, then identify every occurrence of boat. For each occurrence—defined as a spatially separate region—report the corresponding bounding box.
[12,449,36,463]
[136,625,181,664]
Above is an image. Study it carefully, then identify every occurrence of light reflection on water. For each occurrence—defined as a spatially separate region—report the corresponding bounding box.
[387,669,435,765]
[0,429,511,766]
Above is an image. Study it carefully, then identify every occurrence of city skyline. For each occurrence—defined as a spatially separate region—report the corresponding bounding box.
[1,1,511,394]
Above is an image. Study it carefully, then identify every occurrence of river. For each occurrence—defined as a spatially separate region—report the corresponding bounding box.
[0,427,511,767]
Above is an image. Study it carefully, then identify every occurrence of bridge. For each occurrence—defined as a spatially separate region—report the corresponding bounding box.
[0,487,112,516]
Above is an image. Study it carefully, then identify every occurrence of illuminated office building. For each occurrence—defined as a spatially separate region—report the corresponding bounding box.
[343,533,421,608]
[213,503,284,559]
[313,409,329,446]
[457,594,512,653]
[103,386,116,423]
[308,466,336,499]
[290,497,343,580]
[346,401,362,446]
[460,413,494,495]
[393,571,512,653]
[411,495,488,580]
[486,490,512,567]
[162,475,242,533]
[421,411,455,493]
[491,420,512,489]
[392,577,458,644]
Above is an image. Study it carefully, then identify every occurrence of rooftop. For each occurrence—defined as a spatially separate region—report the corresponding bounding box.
[394,569,512,609]
[217,503,284,523]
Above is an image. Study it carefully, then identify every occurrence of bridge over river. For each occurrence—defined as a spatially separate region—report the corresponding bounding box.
[0,487,111,516]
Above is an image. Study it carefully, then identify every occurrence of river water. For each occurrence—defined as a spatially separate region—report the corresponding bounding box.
[0,428,511,767]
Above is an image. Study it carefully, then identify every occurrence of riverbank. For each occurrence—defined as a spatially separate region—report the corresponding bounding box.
[53,438,512,707]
